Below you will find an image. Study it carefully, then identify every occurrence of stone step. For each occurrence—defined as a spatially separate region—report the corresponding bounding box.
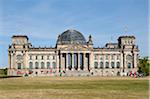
[62,70,91,76]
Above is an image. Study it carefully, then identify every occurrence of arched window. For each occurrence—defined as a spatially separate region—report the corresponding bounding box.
[116,62,120,68]
[35,62,39,69]
[41,62,45,69]
[47,62,50,69]
[100,62,103,69]
[52,62,56,69]
[105,62,109,68]
[29,62,33,69]
[94,62,98,69]
[128,63,131,68]
[17,63,21,69]
[16,54,23,60]
[126,54,133,69]
[111,62,115,68]
[126,55,132,60]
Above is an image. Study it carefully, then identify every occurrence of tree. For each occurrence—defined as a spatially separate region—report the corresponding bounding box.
[138,57,150,76]
[0,68,7,76]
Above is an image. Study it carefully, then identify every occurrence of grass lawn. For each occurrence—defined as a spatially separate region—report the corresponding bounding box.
[0,77,149,99]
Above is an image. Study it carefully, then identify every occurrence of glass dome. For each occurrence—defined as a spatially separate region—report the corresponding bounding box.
[57,29,86,45]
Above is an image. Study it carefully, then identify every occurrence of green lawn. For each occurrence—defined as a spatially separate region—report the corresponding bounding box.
[0,77,149,99]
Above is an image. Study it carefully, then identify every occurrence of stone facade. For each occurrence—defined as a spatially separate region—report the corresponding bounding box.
[7,29,139,76]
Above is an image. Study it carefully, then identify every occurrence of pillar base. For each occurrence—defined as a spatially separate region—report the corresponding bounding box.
[84,68,88,71]
[71,68,74,71]
[62,68,65,72]
[78,68,80,71]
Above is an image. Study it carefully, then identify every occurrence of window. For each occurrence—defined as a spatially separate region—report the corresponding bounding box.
[17,63,21,69]
[100,62,103,69]
[125,40,127,44]
[105,62,109,68]
[35,62,39,69]
[94,54,98,60]
[47,62,50,69]
[41,56,44,60]
[117,55,120,60]
[128,63,131,69]
[116,62,120,68]
[111,55,114,60]
[126,54,132,60]
[29,62,33,69]
[100,55,103,60]
[41,62,45,69]
[47,56,49,60]
[52,62,56,69]
[16,55,23,60]
[94,62,98,69]
[105,55,108,60]
[29,56,32,60]
[36,56,38,60]
[52,56,55,60]
[111,62,115,68]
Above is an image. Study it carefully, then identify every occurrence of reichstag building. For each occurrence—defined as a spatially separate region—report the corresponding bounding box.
[7,29,139,76]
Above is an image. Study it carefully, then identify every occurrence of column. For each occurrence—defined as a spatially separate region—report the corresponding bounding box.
[10,53,14,75]
[120,53,123,69]
[66,53,68,71]
[78,53,80,71]
[8,52,11,69]
[61,53,63,71]
[103,54,106,69]
[83,53,87,70]
[89,52,93,71]
[63,53,65,71]
[13,53,16,69]
[11,53,14,69]
[123,53,126,72]
[25,52,28,69]
[98,54,100,69]
[23,52,25,69]
[72,53,74,71]
[56,52,59,72]
[88,53,90,71]
[133,52,137,70]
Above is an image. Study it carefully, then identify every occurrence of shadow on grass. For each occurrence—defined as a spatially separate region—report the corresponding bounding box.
[0,75,22,79]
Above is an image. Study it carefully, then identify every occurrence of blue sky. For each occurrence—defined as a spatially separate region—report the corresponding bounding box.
[0,0,149,68]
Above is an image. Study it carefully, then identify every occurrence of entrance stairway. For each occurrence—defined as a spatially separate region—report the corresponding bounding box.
[64,70,91,76]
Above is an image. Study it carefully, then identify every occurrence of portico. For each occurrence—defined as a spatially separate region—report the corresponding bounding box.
[59,52,90,71]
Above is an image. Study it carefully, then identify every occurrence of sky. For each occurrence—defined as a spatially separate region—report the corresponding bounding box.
[0,0,149,68]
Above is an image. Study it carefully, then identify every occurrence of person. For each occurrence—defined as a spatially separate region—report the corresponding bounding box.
[129,71,132,77]
[134,72,137,78]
